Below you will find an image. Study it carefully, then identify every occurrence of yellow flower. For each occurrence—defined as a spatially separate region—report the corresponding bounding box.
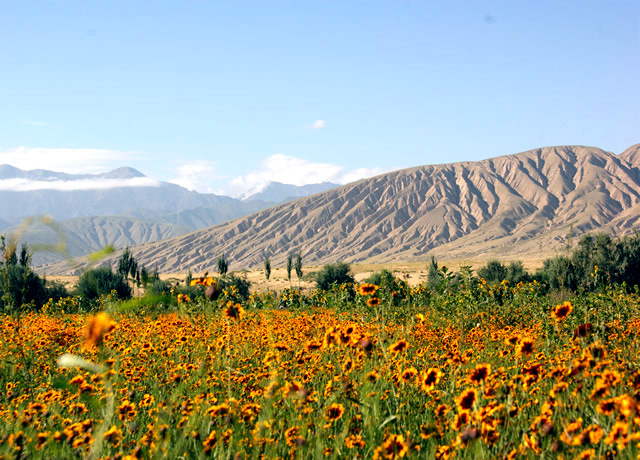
[515,337,535,356]
[190,274,216,286]
[596,398,616,416]
[604,421,628,447]
[202,431,217,453]
[366,370,380,382]
[388,340,408,354]
[325,403,345,422]
[467,364,491,385]
[358,283,379,296]
[367,297,381,307]
[373,434,409,459]
[420,367,443,392]
[345,434,366,449]
[400,367,418,383]
[552,301,573,321]
[224,302,245,320]
[103,425,122,446]
[285,426,302,447]
[83,312,116,348]
[456,388,477,413]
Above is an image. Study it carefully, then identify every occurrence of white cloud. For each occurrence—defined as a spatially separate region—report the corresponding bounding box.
[340,166,388,184]
[229,154,389,197]
[309,120,327,129]
[0,146,138,174]
[168,161,219,193]
[0,177,159,191]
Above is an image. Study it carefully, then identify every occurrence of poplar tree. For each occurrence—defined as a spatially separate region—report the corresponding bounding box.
[286,254,293,283]
[294,253,303,282]
[264,257,271,281]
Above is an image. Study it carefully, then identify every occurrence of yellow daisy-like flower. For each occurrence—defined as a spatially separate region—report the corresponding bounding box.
[467,364,491,385]
[515,337,535,356]
[400,367,418,383]
[420,367,443,392]
[224,302,245,320]
[552,301,573,321]
[325,403,345,422]
[367,297,381,307]
[190,275,216,287]
[388,340,409,354]
[373,434,409,459]
[358,283,379,296]
[456,388,477,413]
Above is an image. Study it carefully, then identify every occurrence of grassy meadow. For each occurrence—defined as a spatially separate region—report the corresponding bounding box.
[2,271,640,459]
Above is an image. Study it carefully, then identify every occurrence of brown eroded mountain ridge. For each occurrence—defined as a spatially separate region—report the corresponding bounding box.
[41,144,640,275]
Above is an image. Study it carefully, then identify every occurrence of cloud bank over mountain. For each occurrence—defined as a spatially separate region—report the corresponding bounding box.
[0,177,159,192]
[0,147,387,198]
[229,154,389,198]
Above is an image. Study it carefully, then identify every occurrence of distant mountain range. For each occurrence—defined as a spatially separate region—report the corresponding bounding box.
[0,166,339,265]
[39,143,640,275]
[244,182,338,203]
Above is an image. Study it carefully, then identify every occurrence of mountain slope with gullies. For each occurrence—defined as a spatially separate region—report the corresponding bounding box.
[40,144,640,275]
[8,216,191,266]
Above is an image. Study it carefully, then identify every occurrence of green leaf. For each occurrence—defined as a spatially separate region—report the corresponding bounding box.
[378,415,397,430]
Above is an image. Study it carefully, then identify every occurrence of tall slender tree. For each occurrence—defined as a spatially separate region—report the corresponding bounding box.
[294,253,303,285]
[286,254,293,284]
[264,257,271,281]
[217,253,229,276]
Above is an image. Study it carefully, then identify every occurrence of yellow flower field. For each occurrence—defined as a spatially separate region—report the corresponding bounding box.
[2,282,640,458]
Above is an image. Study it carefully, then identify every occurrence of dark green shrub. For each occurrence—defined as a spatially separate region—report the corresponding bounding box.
[0,241,66,311]
[615,233,640,287]
[1,263,46,310]
[365,269,409,306]
[217,274,251,300]
[426,257,443,290]
[568,232,640,289]
[365,269,396,287]
[146,278,172,296]
[217,253,229,276]
[75,265,132,301]
[478,260,507,284]
[478,260,531,285]
[44,281,69,302]
[366,269,408,293]
[316,262,354,291]
[505,261,532,284]
[538,255,578,291]
[117,247,138,282]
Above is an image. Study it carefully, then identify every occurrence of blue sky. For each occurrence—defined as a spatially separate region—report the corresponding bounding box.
[1,1,638,197]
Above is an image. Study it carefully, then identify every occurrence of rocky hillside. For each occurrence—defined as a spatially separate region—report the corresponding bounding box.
[11,216,190,265]
[40,144,640,274]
